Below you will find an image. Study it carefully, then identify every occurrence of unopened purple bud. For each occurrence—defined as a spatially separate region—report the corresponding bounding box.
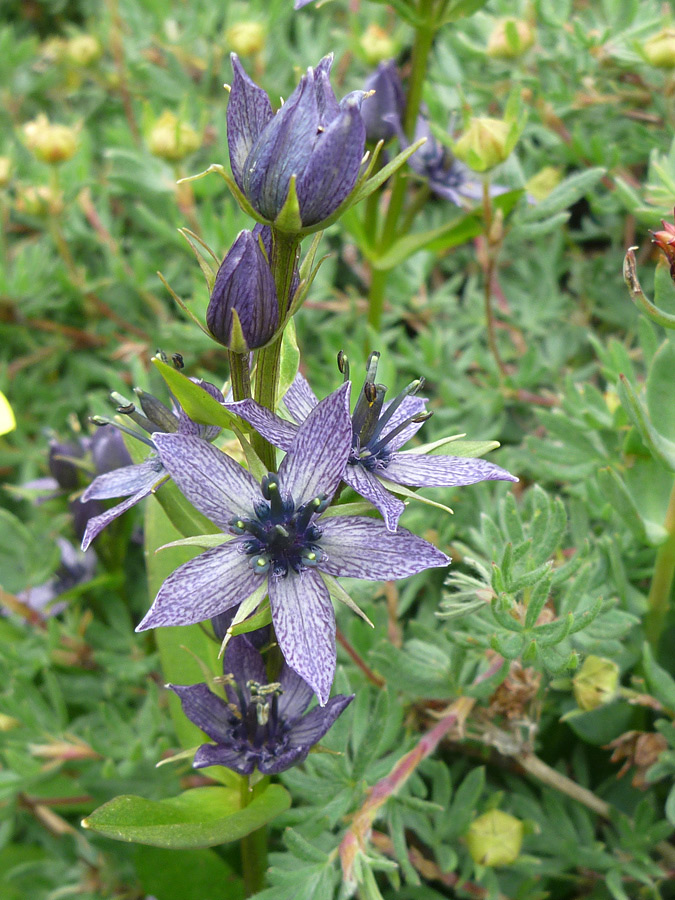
[48,441,84,490]
[360,60,405,144]
[90,425,132,474]
[207,229,279,350]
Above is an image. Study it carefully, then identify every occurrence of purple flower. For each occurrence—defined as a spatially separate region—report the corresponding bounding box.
[170,635,354,775]
[81,379,224,552]
[15,538,96,619]
[207,227,279,351]
[294,0,317,8]
[227,54,366,228]
[361,60,405,145]
[137,384,449,704]
[226,353,518,532]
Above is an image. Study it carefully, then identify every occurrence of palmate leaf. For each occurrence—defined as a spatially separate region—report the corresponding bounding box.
[82,784,291,849]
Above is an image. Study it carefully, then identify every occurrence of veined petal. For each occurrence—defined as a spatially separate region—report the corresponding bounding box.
[243,71,319,220]
[227,54,274,189]
[194,742,255,775]
[168,683,231,743]
[223,636,267,706]
[81,485,155,551]
[319,516,450,580]
[153,433,260,527]
[278,383,351,507]
[384,453,518,488]
[296,101,366,226]
[82,457,165,501]
[379,395,427,451]
[257,746,307,775]
[313,55,340,124]
[269,568,335,706]
[342,464,405,532]
[277,664,314,720]
[226,399,298,451]
[283,371,319,423]
[287,694,354,747]
[136,542,260,630]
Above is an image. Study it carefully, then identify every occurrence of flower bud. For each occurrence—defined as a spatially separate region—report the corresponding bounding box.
[453,116,511,172]
[0,157,12,188]
[651,210,675,279]
[573,655,619,711]
[487,19,535,59]
[15,184,64,217]
[642,28,675,69]
[148,111,201,162]
[360,60,405,145]
[226,21,265,57]
[467,810,524,867]
[23,115,80,165]
[90,425,132,474]
[207,229,279,351]
[525,165,562,201]
[65,34,102,67]
[360,24,396,66]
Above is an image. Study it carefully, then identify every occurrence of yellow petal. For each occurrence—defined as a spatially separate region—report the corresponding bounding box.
[0,390,16,436]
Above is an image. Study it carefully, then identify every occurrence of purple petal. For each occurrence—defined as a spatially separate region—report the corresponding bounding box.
[288,694,354,747]
[136,542,260,630]
[379,395,428,451]
[257,746,307,774]
[152,433,261,527]
[283,371,318,423]
[223,636,267,706]
[296,100,366,226]
[168,683,231,743]
[277,664,314,720]
[81,486,154,551]
[269,568,335,706]
[226,399,298,451]
[383,453,518,488]
[82,457,165,501]
[314,55,340,124]
[294,0,317,8]
[342,464,405,532]
[227,54,274,190]
[194,742,255,775]
[318,516,450,580]
[278,383,351,507]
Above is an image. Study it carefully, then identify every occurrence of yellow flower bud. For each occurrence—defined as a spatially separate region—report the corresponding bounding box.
[453,117,511,172]
[15,184,65,218]
[487,19,535,59]
[0,157,12,188]
[65,34,102,67]
[226,21,265,57]
[148,111,201,162]
[467,810,524,867]
[23,114,80,165]
[0,712,20,731]
[360,24,396,66]
[642,28,675,69]
[573,655,619,711]
[525,166,562,201]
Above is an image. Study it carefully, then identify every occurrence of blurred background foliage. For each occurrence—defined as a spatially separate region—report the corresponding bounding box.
[2,0,675,897]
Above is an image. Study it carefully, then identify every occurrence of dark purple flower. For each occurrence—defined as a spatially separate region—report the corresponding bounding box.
[137,384,449,704]
[226,353,518,532]
[15,538,96,619]
[361,60,405,145]
[207,228,279,351]
[227,54,366,228]
[81,379,224,551]
[170,635,353,775]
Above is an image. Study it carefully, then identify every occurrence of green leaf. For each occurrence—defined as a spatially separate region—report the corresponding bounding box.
[597,467,649,544]
[372,214,482,270]
[643,643,675,712]
[135,844,244,900]
[278,318,300,402]
[646,341,675,444]
[152,357,235,430]
[350,138,427,207]
[520,168,606,222]
[82,784,291,848]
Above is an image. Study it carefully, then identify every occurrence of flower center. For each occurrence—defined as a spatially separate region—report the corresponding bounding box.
[229,474,328,578]
[227,680,289,754]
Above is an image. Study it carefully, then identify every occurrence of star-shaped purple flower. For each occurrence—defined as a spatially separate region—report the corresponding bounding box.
[80,379,224,551]
[170,635,354,775]
[226,353,518,532]
[137,384,449,704]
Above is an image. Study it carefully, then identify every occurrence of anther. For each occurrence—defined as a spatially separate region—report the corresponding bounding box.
[337,350,350,383]
[172,353,184,369]
[364,381,377,403]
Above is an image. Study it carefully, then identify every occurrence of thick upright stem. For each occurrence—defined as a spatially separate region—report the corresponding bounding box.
[240,776,269,896]
[646,478,675,648]
[253,231,299,471]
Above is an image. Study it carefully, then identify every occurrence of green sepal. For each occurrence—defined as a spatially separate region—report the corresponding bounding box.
[229,597,273,637]
[228,308,250,355]
[178,228,219,292]
[81,784,291,849]
[277,318,301,401]
[348,138,427,208]
[157,272,211,337]
[157,533,231,552]
[274,174,303,234]
[178,164,268,226]
[624,247,675,330]
[321,572,374,627]
[152,358,235,431]
[379,476,454,517]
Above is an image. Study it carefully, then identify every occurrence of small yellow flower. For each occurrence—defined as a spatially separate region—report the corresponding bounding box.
[148,111,201,162]
[23,114,80,165]
[15,184,65,217]
[360,24,396,66]
[642,28,675,69]
[65,34,102,67]
[453,117,512,172]
[525,166,562,201]
[0,390,16,436]
[226,21,265,57]
[487,19,535,59]
[573,655,619,711]
[467,810,524,867]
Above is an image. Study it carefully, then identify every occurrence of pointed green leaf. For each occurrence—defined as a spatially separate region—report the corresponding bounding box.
[152,358,235,430]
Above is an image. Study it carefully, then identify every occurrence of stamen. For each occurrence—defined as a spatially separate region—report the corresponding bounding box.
[135,390,180,433]
[366,378,425,448]
[369,410,433,455]
[89,416,155,448]
[337,350,350,383]
[251,555,270,573]
[172,353,184,369]
[358,384,386,446]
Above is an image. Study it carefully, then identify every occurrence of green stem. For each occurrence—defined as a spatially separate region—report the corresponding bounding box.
[228,350,252,402]
[253,231,300,471]
[240,775,270,897]
[481,178,507,380]
[646,479,675,648]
